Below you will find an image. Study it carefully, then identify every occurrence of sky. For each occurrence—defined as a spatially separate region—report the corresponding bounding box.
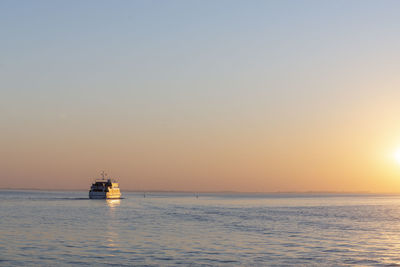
[1,0,400,192]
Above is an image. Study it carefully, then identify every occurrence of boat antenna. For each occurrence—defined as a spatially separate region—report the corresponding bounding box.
[101,170,107,180]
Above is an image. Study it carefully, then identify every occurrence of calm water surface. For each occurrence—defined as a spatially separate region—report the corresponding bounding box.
[1,191,400,266]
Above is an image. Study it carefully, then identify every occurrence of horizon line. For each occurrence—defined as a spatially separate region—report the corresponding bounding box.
[1,187,398,195]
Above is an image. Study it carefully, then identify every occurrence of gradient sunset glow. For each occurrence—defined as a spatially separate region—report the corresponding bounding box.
[1,1,400,192]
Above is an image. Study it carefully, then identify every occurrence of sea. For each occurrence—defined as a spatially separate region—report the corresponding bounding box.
[1,190,400,266]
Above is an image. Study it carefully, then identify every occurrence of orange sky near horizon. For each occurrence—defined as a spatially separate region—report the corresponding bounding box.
[3,87,400,192]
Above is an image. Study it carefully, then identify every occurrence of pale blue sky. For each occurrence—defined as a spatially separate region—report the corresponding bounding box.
[1,1,400,191]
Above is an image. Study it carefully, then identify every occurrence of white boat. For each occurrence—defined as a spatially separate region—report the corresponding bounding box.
[89,171,122,199]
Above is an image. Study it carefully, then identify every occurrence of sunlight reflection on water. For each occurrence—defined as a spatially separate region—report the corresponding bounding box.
[106,199,121,208]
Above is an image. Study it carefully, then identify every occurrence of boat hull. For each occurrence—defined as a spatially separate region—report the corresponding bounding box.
[89,191,121,199]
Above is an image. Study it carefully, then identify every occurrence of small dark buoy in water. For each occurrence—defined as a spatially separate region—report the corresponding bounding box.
[143,192,146,198]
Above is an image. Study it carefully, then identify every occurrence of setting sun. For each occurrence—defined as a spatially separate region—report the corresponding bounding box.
[395,149,400,165]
